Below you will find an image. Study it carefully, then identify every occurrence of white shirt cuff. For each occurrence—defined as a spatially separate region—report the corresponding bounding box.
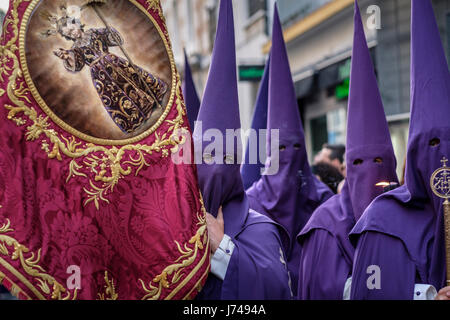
[413,284,437,300]
[341,278,437,300]
[210,234,235,281]
[343,277,352,300]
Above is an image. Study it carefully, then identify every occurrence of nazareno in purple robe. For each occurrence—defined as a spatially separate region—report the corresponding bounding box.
[298,184,356,300]
[297,1,398,300]
[241,56,270,190]
[182,49,201,131]
[194,0,291,300]
[349,0,450,300]
[246,4,334,298]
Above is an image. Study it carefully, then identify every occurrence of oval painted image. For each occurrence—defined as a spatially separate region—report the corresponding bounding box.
[24,0,173,141]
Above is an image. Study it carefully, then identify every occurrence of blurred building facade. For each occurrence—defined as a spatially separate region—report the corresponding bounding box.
[162,0,216,97]
[162,0,271,134]
[274,0,449,177]
[0,8,5,32]
[164,0,450,178]
[1,1,449,174]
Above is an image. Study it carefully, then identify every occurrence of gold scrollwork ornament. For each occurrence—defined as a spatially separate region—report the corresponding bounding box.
[146,0,165,22]
[430,157,450,286]
[1,0,210,301]
[2,0,188,209]
[139,197,209,300]
[0,219,77,300]
[430,157,450,200]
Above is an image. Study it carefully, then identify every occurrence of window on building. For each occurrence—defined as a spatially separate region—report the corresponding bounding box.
[170,1,182,57]
[187,0,195,47]
[0,10,5,32]
[326,108,346,145]
[248,0,266,18]
[310,115,328,157]
[206,0,218,51]
[277,0,333,27]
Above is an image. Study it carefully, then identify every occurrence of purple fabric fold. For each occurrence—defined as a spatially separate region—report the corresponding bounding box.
[298,1,398,300]
[194,0,291,300]
[246,4,333,297]
[182,50,201,131]
[350,0,450,299]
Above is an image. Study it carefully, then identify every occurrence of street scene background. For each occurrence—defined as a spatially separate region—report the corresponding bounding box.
[161,0,450,178]
[1,0,450,177]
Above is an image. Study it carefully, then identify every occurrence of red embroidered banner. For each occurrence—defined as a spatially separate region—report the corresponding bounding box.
[0,0,209,300]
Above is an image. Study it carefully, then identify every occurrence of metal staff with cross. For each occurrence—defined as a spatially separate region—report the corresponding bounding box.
[430,156,450,285]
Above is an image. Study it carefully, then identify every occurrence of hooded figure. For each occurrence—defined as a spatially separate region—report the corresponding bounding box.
[0,0,211,300]
[194,0,291,300]
[246,4,334,297]
[241,56,270,190]
[349,0,450,300]
[182,49,201,130]
[297,1,398,300]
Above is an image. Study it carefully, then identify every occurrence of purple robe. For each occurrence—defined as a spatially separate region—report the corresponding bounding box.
[298,184,356,300]
[196,209,292,300]
[350,0,450,299]
[194,0,291,300]
[297,1,398,300]
[246,5,333,297]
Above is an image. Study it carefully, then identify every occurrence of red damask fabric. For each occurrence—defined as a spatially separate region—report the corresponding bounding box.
[0,0,209,300]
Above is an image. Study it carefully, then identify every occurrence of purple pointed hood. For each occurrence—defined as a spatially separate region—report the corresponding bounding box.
[403,0,450,205]
[351,0,450,289]
[300,0,398,270]
[345,0,398,221]
[247,4,333,250]
[182,50,201,130]
[193,0,248,237]
[241,56,270,190]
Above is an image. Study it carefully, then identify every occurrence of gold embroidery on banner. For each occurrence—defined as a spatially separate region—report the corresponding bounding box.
[97,271,119,300]
[17,0,176,146]
[0,256,45,299]
[0,48,12,83]
[2,0,188,208]
[0,219,77,300]
[1,0,210,300]
[72,83,187,209]
[182,260,210,300]
[0,271,32,300]
[139,197,209,300]
[146,0,165,22]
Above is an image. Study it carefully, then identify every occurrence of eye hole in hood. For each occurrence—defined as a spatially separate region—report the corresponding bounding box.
[374,157,383,164]
[223,154,235,164]
[429,138,440,147]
